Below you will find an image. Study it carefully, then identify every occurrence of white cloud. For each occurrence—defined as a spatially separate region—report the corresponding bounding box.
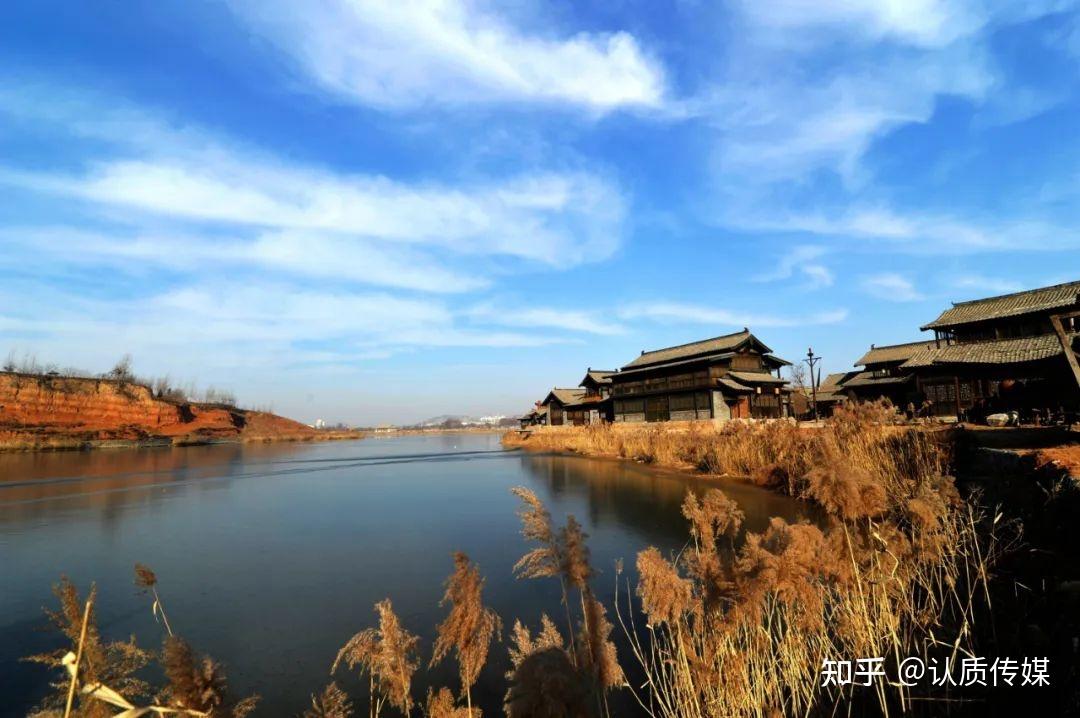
[466,303,625,335]
[228,0,665,111]
[733,0,986,47]
[2,227,487,293]
[734,205,1080,253]
[859,272,924,301]
[949,274,1024,295]
[699,0,1073,240]
[0,83,628,275]
[753,245,834,288]
[618,301,848,328]
[0,281,573,374]
[12,160,625,268]
[703,44,993,189]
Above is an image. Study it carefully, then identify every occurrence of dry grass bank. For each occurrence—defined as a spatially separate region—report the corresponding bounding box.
[506,402,997,716]
[504,402,949,495]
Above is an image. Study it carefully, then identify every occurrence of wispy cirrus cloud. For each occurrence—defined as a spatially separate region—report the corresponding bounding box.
[465,303,625,335]
[6,159,625,268]
[0,82,628,276]
[0,280,574,372]
[700,0,1078,254]
[227,0,665,111]
[859,272,924,302]
[0,80,630,381]
[753,245,834,288]
[0,226,487,293]
[732,0,988,47]
[618,301,848,328]
[731,205,1080,254]
[948,274,1024,296]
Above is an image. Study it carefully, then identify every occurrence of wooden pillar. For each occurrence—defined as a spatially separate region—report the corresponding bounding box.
[954,375,961,418]
[1050,313,1080,393]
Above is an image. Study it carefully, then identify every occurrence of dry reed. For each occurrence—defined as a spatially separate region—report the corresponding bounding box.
[304,683,353,718]
[430,552,502,717]
[25,571,257,718]
[334,599,420,718]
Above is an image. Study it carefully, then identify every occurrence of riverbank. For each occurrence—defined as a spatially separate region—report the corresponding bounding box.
[506,414,1080,714]
[0,371,364,452]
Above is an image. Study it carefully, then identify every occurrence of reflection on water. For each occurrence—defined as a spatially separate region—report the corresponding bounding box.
[0,435,808,717]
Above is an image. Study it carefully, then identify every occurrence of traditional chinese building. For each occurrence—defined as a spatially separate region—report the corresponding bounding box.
[847,281,1080,418]
[539,388,588,426]
[576,368,616,423]
[841,341,935,407]
[609,329,792,422]
[519,402,548,428]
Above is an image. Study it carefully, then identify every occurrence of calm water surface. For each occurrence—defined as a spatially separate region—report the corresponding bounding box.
[0,434,811,716]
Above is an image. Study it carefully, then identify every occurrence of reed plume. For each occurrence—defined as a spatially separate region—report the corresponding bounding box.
[161,636,259,717]
[506,615,565,672]
[510,487,562,581]
[509,488,623,716]
[134,562,174,636]
[334,599,419,717]
[510,486,576,662]
[424,687,476,718]
[304,683,353,718]
[430,552,502,718]
[24,578,151,718]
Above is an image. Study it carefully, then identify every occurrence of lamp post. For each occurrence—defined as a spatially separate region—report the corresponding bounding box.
[805,347,822,423]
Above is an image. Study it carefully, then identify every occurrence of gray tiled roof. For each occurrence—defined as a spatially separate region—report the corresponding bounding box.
[622,330,753,369]
[542,388,587,406]
[921,280,1080,330]
[819,372,853,391]
[901,333,1078,368]
[840,372,912,388]
[622,330,783,370]
[816,372,859,401]
[580,370,616,386]
[854,340,936,367]
[717,377,752,393]
[728,371,788,385]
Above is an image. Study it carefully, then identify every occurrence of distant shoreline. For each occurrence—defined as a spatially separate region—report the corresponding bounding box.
[0,430,366,454]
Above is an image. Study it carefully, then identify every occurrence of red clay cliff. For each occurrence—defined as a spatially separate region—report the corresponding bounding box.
[0,372,356,451]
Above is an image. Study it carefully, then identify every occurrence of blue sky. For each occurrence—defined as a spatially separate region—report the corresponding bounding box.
[2,0,1079,424]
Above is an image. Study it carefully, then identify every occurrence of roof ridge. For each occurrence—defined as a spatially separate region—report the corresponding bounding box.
[639,328,749,356]
[949,279,1080,308]
[867,339,934,350]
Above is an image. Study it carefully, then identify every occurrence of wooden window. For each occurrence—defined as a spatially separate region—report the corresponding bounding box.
[669,393,695,411]
[645,396,670,422]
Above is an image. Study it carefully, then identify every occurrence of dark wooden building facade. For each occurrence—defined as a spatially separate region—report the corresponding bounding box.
[540,388,586,426]
[842,341,934,407]
[576,369,616,423]
[609,330,792,422]
[845,281,1080,418]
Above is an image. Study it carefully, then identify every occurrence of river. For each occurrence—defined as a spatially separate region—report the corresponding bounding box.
[0,433,812,717]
